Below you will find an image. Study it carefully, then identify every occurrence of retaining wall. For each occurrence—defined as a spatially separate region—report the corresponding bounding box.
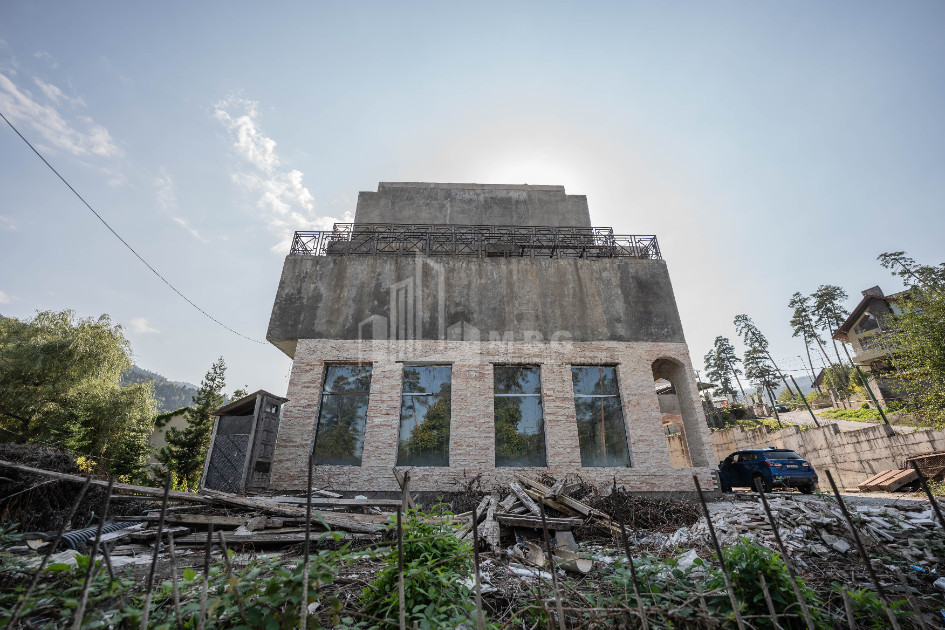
[668,423,945,489]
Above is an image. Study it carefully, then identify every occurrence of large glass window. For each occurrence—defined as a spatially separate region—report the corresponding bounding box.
[571,366,631,467]
[312,365,373,465]
[397,366,452,467]
[494,366,547,467]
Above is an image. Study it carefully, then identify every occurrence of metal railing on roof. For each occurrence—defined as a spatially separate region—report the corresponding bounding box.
[289,223,661,259]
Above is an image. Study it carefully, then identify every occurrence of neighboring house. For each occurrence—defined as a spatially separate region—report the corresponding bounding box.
[263,182,716,495]
[149,407,189,465]
[833,285,910,406]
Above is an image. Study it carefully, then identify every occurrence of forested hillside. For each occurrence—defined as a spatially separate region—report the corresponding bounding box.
[122,366,198,413]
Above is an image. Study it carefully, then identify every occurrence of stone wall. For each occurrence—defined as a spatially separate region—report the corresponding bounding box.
[268,339,718,495]
[668,422,945,490]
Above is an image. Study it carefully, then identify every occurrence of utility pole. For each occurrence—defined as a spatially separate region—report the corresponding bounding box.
[853,364,890,426]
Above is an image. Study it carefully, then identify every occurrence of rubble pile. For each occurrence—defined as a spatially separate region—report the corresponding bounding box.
[664,495,945,570]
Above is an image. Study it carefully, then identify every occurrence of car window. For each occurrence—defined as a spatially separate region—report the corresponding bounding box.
[765,450,803,460]
[736,453,756,463]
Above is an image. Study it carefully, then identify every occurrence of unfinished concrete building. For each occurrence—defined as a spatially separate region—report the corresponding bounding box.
[266,182,716,494]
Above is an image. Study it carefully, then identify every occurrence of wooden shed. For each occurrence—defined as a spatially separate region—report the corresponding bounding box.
[200,390,287,494]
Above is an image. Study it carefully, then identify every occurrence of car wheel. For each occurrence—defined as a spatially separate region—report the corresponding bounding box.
[752,473,772,493]
[800,484,815,495]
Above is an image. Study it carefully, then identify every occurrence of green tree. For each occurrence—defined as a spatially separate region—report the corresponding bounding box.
[878,251,945,291]
[156,357,227,490]
[811,285,855,377]
[734,314,799,400]
[878,252,945,425]
[788,292,834,390]
[744,348,780,404]
[706,336,747,401]
[0,310,156,481]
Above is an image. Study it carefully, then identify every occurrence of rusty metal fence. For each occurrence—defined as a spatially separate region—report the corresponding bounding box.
[290,223,661,259]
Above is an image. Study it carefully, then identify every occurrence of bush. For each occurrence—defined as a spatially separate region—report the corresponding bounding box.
[861,402,871,409]
[361,507,475,629]
[730,403,748,420]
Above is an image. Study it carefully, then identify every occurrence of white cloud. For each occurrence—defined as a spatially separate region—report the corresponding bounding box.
[172,217,205,241]
[0,290,13,304]
[32,51,59,69]
[129,317,159,334]
[0,72,121,158]
[0,215,15,230]
[153,167,177,212]
[153,167,205,241]
[214,94,352,251]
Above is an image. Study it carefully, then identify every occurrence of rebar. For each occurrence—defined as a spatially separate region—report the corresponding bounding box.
[753,477,816,628]
[301,452,314,630]
[168,533,183,630]
[197,523,214,630]
[397,505,406,630]
[824,469,901,630]
[910,461,945,530]
[471,509,485,630]
[218,530,249,625]
[71,475,114,630]
[614,484,650,630]
[141,472,172,630]
[692,474,746,630]
[538,501,567,630]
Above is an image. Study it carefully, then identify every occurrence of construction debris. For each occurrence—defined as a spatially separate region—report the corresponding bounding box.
[858,468,919,492]
[663,494,945,573]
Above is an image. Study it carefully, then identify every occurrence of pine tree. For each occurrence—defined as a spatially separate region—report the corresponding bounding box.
[788,292,832,391]
[811,285,854,376]
[156,357,226,490]
[734,314,799,400]
[705,336,747,401]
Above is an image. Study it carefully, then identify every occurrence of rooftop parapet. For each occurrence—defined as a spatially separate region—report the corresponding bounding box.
[289,223,661,260]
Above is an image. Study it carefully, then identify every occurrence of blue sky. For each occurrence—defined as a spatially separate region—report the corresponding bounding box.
[1,2,943,394]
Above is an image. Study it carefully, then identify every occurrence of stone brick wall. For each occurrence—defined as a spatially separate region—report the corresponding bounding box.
[669,422,945,490]
[268,339,717,494]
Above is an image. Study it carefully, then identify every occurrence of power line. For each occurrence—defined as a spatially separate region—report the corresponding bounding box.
[0,110,265,345]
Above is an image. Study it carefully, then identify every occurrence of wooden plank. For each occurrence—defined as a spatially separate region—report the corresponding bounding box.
[509,481,541,517]
[173,530,350,546]
[0,459,213,504]
[857,469,901,492]
[516,474,608,520]
[256,496,403,508]
[129,526,190,542]
[199,489,383,533]
[98,523,146,544]
[523,488,581,517]
[314,489,342,498]
[114,514,248,527]
[878,469,918,492]
[495,514,584,530]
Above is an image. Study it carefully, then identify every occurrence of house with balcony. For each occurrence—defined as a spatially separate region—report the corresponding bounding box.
[833,286,909,405]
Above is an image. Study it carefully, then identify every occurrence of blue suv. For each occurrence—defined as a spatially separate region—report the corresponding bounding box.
[718,448,819,494]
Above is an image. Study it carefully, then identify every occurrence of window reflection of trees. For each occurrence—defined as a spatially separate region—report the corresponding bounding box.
[571,366,631,467]
[494,366,547,467]
[397,366,452,467]
[312,365,373,465]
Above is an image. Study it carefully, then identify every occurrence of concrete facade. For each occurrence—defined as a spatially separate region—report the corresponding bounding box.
[266,182,715,494]
[354,182,591,227]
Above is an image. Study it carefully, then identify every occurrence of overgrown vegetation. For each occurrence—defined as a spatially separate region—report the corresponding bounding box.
[0,311,156,482]
[360,507,476,629]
